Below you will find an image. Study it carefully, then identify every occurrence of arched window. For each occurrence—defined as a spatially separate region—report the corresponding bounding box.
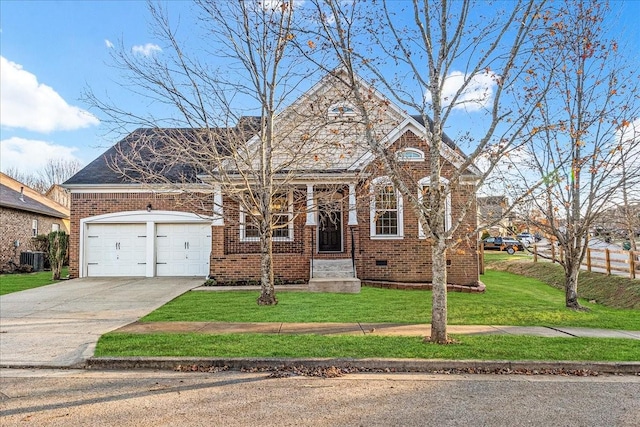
[396,148,425,162]
[370,176,404,239]
[418,176,451,238]
[328,103,356,118]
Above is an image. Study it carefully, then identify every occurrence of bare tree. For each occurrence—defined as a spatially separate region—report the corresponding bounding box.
[509,0,640,309]
[85,1,350,305]
[3,158,82,193]
[302,0,547,343]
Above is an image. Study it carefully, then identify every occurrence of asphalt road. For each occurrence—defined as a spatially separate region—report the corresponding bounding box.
[1,369,638,426]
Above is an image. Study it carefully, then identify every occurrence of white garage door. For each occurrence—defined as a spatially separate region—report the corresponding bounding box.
[155,224,211,276]
[85,224,147,277]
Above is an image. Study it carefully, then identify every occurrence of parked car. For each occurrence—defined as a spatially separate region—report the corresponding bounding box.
[516,233,535,246]
[482,236,524,254]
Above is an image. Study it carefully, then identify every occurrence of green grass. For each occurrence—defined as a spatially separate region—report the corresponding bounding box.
[0,267,69,295]
[489,258,640,309]
[141,269,640,330]
[95,333,640,361]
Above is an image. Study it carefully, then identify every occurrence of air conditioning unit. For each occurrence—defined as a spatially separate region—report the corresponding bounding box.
[20,251,45,272]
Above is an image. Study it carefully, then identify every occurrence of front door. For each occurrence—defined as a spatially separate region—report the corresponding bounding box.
[318,202,342,252]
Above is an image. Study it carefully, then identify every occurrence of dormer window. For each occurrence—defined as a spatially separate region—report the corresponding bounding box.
[397,148,425,162]
[328,103,356,118]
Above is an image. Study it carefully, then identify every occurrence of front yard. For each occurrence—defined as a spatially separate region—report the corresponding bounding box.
[95,265,640,361]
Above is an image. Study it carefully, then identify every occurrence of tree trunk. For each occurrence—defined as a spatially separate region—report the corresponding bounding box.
[564,260,583,310]
[429,240,448,343]
[257,222,278,306]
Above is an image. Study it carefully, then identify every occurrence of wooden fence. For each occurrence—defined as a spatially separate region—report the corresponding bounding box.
[532,245,640,279]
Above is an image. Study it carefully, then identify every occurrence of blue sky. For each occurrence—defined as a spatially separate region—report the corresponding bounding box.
[1,0,639,178]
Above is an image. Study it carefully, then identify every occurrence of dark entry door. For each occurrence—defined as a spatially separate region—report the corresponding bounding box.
[318,205,342,252]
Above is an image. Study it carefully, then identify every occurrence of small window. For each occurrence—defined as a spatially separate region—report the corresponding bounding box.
[328,103,356,118]
[52,223,60,232]
[32,219,38,236]
[397,148,425,162]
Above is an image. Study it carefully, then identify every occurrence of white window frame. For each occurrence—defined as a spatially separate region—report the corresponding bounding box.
[418,176,451,239]
[240,190,294,242]
[32,219,38,236]
[52,223,60,232]
[328,102,357,118]
[396,147,425,162]
[370,176,404,239]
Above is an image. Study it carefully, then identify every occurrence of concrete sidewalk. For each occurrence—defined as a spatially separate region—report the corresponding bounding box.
[114,321,640,340]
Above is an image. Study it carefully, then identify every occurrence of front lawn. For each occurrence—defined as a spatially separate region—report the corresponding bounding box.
[95,333,640,361]
[140,269,640,330]
[0,267,68,295]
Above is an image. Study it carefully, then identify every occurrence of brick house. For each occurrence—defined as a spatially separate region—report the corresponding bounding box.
[64,72,480,287]
[1,173,70,266]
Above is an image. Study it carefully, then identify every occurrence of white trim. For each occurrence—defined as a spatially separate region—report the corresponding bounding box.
[348,183,358,226]
[418,177,451,238]
[306,184,316,226]
[369,176,404,239]
[212,185,224,226]
[64,184,212,193]
[79,210,212,278]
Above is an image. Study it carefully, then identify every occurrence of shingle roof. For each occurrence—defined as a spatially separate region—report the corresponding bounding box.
[0,174,68,218]
[65,123,258,186]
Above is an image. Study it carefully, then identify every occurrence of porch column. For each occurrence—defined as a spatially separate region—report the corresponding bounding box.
[212,184,224,226]
[306,184,316,226]
[348,183,358,226]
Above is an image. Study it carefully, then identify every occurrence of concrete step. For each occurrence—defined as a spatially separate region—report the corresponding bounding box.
[312,259,355,278]
[308,277,361,294]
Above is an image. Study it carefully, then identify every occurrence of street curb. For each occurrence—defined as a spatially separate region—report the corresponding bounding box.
[84,357,640,375]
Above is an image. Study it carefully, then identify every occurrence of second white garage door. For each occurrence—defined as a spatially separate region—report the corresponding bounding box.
[155,224,211,276]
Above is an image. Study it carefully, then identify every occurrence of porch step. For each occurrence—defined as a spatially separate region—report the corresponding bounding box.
[309,259,360,293]
[308,277,361,294]
[311,259,355,278]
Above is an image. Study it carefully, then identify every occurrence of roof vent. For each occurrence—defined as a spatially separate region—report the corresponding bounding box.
[20,187,25,202]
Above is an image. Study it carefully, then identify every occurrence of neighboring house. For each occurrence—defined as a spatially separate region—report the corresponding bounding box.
[64,72,480,286]
[0,173,70,265]
[477,196,514,237]
[45,184,71,210]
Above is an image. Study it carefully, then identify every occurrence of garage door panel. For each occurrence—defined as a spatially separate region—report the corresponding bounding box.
[85,224,147,277]
[156,224,211,277]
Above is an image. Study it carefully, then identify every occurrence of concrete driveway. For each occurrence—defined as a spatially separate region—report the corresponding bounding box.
[0,277,202,368]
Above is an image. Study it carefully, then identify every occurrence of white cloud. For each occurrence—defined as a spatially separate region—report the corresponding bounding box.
[131,43,162,57]
[0,137,83,176]
[0,56,100,133]
[105,39,114,49]
[426,70,497,112]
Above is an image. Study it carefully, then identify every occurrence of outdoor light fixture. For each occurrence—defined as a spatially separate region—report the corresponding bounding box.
[147,203,152,212]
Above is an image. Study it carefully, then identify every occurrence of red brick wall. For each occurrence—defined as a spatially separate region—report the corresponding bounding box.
[69,130,479,285]
[354,130,479,285]
[0,207,66,266]
[68,192,212,278]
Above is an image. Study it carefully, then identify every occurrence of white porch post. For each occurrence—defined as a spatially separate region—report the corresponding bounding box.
[306,184,316,226]
[212,184,224,226]
[348,183,358,226]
